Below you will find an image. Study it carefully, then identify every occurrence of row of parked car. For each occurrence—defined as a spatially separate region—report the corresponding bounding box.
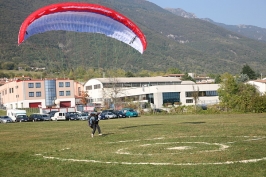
[0,113,52,123]
[0,108,139,123]
[0,112,90,123]
[99,108,139,120]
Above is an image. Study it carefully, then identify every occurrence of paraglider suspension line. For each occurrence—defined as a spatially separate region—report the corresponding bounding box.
[129,36,137,44]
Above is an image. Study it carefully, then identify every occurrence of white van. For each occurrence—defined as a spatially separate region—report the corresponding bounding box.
[51,112,66,121]
[6,109,27,122]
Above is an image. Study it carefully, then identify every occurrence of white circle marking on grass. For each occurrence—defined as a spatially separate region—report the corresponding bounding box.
[36,136,266,166]
[115,142,229,155]
[167,146,192,150]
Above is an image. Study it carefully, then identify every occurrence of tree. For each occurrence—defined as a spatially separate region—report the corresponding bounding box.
[0,72,8,78]
[236,73,249,83]
[214,74,221,84]
[80,91,89,105]
[218,73,261,112]
[181,73,196,82]
[137,70,151,77]
[191,85,199,111]
[1,62,15,70]
[236,83,260,112]
[102,77,125,109]
[125,71,135,77]
[241,64,257,80]
[217,73,239,111]
[167,68,181,74]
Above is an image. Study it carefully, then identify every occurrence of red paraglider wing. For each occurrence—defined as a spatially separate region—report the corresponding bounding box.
[18,2,147,53]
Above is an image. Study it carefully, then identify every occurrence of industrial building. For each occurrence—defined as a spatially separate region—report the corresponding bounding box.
[84,77,220,109]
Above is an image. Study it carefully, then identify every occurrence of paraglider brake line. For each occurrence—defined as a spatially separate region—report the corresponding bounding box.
[129,36,137,44]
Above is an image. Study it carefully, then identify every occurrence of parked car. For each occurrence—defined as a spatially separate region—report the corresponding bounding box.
[51,112,66,121]
[122,108,139,117]
[153,109,167,113]
[104,112,117,119]
[77,112,89,120]
[98,112,107,120]
[15,115,29,122]
[0,116,14,123]
[40,114,51,121]
[101,109,115,114]
[114,110,126,118]
[66,112,79,121]
[28,114,44,122]
[48,111,59,118]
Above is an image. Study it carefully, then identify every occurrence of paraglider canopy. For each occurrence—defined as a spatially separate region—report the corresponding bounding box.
[18,2,147,54]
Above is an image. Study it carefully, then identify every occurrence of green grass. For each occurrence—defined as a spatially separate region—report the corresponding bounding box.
[1,114,266,177]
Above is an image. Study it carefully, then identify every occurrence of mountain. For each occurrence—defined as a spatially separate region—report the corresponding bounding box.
[166,8,266,43]
[1,0,266,76]
[207,19,266,43]
[165,8,197,19]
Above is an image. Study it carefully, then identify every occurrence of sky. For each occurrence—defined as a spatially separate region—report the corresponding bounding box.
[148,0,266,28]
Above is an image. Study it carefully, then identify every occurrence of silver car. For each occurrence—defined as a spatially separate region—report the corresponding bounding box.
[0,116,14,123]
[40,114,51,121]
[78,112,89,120]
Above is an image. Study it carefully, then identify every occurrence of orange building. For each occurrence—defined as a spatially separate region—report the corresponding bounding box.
[0,78,84,109]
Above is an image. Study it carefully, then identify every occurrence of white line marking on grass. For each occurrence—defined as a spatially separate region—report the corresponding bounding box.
[36,136,266,166]
[41,155,266,166]
[167,146,192,150]
[244,137,266,141]
[115,142,229,155]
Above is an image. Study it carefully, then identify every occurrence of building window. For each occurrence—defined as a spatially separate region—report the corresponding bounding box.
[132,83,141,87]
[59,91,64,96]
[66,91,71,96]
[162,92,180,105]
[29,92,34,97]
[28,83,34,88]
[35,83,41,88]
[186,91,218,97]
[59,82,64,87]
[94,84,101,89]
[36,92,41,97]
[206,91,218,96]
[186,99,193,103]
[48,88,54,92]
[86,86,92,90]
[186,92,192,97]
[65,82,70,87]
[9,88,14,93]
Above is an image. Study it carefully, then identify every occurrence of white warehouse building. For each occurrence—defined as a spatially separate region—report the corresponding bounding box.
[84,77,219,109]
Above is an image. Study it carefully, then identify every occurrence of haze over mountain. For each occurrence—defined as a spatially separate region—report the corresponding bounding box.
[1,0,266,75]
[166,8,266,43]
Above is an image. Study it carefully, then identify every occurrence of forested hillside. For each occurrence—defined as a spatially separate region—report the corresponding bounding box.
[1,0,266,77]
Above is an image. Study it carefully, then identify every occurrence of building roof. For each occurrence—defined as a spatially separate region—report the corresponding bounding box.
[163,74,185,77]
[93,77,182,83]
[180,81,196,85]
[251,79,266,83]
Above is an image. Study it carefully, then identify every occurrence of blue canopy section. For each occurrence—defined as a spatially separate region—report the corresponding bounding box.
[25,11,143,53]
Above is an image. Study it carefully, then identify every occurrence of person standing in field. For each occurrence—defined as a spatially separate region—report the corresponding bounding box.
[88,112,102,138]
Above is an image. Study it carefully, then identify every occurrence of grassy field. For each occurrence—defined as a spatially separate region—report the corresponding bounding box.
[0,113,266,177]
